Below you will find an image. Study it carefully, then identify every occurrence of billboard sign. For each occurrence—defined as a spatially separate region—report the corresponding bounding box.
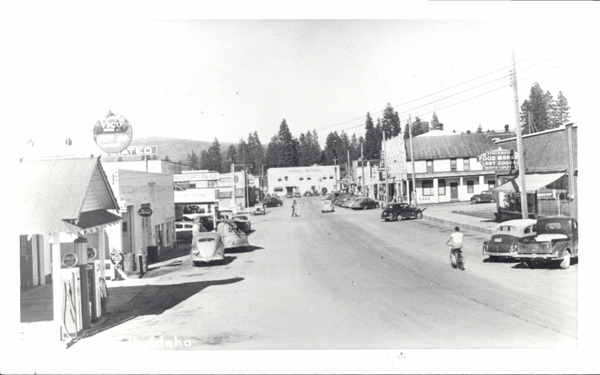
[479,149,518,171]
[110,145,157,156]
[93,111,133,153]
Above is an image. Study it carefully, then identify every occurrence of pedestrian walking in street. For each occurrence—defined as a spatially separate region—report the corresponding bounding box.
[291,198,299,217]
[446,226,465,270]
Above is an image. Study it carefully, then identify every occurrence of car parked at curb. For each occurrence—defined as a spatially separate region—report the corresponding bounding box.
[517,216,578,269]
[482,219,537,261]
[470,190,496,204]
[381,203,426,221]
[349,197,379,210]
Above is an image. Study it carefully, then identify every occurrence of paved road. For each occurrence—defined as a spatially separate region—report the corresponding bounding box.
[73,196,577,351]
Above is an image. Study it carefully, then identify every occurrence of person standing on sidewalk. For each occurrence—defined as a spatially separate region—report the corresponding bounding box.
[291,198,299,217]
[446,226,465,270]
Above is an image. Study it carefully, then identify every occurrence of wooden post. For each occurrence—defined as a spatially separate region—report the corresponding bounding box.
[512,51,528,219]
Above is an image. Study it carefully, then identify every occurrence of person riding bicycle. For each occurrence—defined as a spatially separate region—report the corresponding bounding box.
[446,226,465,270]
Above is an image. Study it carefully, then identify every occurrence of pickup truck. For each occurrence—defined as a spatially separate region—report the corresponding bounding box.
[517,217,578,269]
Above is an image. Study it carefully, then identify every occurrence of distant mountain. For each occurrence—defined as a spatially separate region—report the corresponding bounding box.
[129,136,233,164]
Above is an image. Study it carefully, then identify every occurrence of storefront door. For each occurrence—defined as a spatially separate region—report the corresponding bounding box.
[450,183,459,200]
[20,235,33,287]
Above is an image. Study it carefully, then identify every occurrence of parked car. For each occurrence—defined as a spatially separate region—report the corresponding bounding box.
[322,199,335,213]
[482,219,537,261]
[517,216,578,269]
[341,196,359,208]
[263,196,283,207]
[175,221,195,242]
[349,197,380,210]
[191,231,224,266]
[470,190,496,204]
[286,193,293,198]
[218,220,249,252]
[293,192,301,198]
[335,195,354,207]
[231,214,252,233]
[381,203,426,221]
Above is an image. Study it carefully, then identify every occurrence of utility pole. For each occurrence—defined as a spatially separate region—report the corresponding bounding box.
[361,142,365,195]
[231,163,236,213]
[383,130,389,206]
[512,51,528,219]
[408,115,417,207]
[347,149,351,191]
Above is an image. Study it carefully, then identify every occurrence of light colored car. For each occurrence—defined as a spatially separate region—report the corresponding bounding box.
[191,231,224,266]
[175,221,195,242]
[218,220,249,252]
[190,211,224,266]
[482,219,537,261]
[322,199,335,213]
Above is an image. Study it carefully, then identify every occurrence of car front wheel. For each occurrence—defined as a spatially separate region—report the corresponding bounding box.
[560,251,572,269]
[391,214,398,221]
[415,211,423,219]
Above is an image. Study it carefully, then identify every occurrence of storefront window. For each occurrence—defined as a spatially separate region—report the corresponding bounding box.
[467,180,474,193]
[438,179,446,195]
[488,180,495,190]
[423,180,434,196]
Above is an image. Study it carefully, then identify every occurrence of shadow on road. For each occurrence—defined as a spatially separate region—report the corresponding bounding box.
[71,277,244,346]
[225,245,264,254]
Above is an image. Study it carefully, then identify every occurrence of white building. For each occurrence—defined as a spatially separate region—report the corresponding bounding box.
[267,165,339,196]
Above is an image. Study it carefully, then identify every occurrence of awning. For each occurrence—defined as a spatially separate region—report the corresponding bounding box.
[493,172,566,193]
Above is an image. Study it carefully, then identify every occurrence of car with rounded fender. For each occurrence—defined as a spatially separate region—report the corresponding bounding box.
[482,219,537,261]
[263,196,283,207]
[381,203,426,221]
[470,190,496,204]
[349,197,380,210]
[322,199,335,213]
[190,212,223,266]
[218,220,249,252]
[516,216,578,269]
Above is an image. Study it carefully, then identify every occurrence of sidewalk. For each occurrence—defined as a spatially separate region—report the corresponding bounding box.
[420,201,499,234]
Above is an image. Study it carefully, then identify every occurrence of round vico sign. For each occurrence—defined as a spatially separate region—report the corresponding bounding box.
[93,111,133,153]
[138,207,153,217]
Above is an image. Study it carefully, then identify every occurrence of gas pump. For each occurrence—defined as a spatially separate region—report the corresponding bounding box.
[60,267,83,339]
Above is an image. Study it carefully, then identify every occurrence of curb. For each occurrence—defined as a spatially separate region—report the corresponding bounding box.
[423,215,493,234]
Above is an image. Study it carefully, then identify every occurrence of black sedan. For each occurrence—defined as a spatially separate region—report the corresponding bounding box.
[381,203,426,221]
[263,197,283,207]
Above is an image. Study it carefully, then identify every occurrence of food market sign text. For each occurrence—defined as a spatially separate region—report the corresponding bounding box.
[479,150,518,170]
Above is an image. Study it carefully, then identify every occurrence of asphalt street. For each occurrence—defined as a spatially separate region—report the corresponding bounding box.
[71,196,577,351]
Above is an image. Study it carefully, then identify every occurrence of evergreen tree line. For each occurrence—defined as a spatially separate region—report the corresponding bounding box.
[184,83,570,173]
[519,82,570,134]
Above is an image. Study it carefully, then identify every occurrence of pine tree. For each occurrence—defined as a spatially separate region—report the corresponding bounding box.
[226,144,237,166]
[430,112,440,131]
[206,138,222,172]
[553,91,570,127]
[186,150,200,170]
[382,103,401,138]
[364,112,379,160]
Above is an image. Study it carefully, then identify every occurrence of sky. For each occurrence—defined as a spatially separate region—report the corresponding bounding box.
[7,4,597,157]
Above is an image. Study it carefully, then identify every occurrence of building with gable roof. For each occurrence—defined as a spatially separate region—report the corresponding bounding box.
[405,131,515,204]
